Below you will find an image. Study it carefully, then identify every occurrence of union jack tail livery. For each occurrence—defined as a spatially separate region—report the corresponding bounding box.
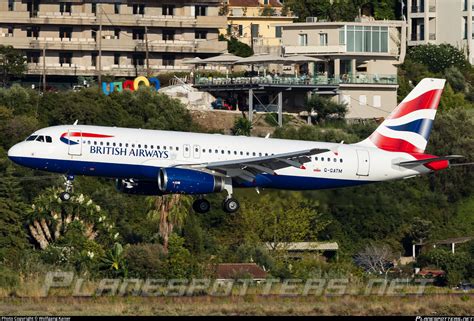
[361,78,446,154]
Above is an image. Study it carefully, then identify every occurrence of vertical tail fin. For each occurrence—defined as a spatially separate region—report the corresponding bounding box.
[359,78,446,154]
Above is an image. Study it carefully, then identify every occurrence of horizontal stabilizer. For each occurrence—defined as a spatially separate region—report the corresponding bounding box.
[396,155,464,167]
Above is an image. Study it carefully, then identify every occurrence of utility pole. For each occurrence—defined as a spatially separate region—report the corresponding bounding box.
[97,3,103,88]
[42,45,46,92]
[145,26,150,77]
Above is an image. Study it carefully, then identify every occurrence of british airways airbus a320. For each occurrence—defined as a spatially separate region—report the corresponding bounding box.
[8,78,466,213]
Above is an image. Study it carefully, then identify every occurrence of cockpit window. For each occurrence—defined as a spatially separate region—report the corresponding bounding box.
[36,136,45,142]
[26,135,38,141]
[45,136,52,143]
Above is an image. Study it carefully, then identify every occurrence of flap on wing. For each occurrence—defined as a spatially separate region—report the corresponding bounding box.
[174,148,329,181]
[396,155,464,167]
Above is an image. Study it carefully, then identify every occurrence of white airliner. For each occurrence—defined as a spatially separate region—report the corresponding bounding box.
[7,78,465,213]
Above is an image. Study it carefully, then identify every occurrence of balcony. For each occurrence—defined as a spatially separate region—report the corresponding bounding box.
[0,11,226,29]
[26,63,192,77]
[284,45,347,55]
[194,73,397,87]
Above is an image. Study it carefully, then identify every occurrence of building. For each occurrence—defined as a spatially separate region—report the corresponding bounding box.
[407,0,474,64]
[278,18,407,118]
[221,0,294,54]
[0,0,227,85]
[265,242,339,260]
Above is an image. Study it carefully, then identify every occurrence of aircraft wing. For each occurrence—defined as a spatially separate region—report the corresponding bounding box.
[174,148,329,182]
[396,155,464,167]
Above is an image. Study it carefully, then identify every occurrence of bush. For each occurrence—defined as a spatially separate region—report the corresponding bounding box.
[124,243,165,278]
[232,117,252,136]
[0,266,19,289]
[408,44,469,74]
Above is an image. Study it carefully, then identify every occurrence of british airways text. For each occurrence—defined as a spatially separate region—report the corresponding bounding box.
[90,146,169,158]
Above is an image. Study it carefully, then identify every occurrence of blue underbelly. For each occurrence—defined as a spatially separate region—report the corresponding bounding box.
[9,156,371,190]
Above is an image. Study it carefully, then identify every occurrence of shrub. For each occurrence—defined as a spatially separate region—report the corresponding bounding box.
[0,266,19,288]
[124,243,165,278]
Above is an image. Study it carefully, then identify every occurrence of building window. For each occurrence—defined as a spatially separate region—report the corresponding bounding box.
[7,26,13,36]
[27,51,40,64]
[163,55,175,66]
[27,26,40,38]
[162,30,175,41]
[91,28,97,41]
[27,1,40,18]
[114,28,121,39]
[114,3,120,14]
[91,52,97,67]
[59,52,72,66]
[132,29,145,40]
[132,53,145,66]
[319,33,328,46]
[163,4,175,16]
[251,24,259,38]
[114,53,120,65]
[8,0,14,11]
[344,25,388,53]
[60,2,72,15]
[195,30,207,40]
[59,27,73,40]
[133,4,145,15]
[463,17,468,39]
[91,3,97,15]
[373,95,381,108]
[275,26,282,38]
[298,34,308,46]
[359,95,367,106]
[238,25,243,36]
[195,5,207,17]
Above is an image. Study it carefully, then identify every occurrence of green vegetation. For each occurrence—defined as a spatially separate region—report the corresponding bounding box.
[219,35,253,58]
[0,45,26,87]
[284,0,400,22]
[0,43,473,297]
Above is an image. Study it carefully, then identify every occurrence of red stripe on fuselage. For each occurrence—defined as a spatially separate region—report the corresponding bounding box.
[61,132,114,138]
[389,89,443,119]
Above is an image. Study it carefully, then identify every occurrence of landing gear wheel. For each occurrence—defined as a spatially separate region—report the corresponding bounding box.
[222,198,240,213]
[59,192,71,201]
[193,199,211,214]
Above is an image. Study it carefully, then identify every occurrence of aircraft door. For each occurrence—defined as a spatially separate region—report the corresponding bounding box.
[67,130,82,156]
[183,144,191,158]
[356,149,370,176]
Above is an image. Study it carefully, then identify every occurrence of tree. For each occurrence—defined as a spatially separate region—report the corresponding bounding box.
[0,45,27,87]
[0,165,28,261]
[232,116,252,136]
[27,187,117,250]
[408,217,433,245]
[408,44,469,74]
[260,5,276,16]
[305,94,347,123]
[354,244,396,275]
[219,35,253,58]
[146,195,192,253]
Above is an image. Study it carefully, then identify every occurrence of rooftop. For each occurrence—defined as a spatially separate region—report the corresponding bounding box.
[215,263,268,280]
[228,0,283,7]
[265,242,339,251]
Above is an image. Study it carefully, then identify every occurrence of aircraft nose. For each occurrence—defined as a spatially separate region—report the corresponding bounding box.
[8,143,25,164]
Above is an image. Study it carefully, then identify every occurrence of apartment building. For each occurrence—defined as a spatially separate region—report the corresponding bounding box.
[0,0,227,83]
[221,0,294,54]
[407,0,474,64]
[278,18,407,119]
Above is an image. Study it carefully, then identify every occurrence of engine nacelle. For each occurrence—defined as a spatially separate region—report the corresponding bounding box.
[115,179,163,196]
[158,168,225,195]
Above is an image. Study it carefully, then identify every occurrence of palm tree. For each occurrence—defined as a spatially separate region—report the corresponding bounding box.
[146,194,192,253]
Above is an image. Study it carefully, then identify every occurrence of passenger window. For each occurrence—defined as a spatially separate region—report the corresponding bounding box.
[340,159,343,163]
[321,157,324,161]
[138,144,141,148]
[144,145,148,149]
[106,142,110,146]
[253,152,256,156]
[46,136,52,143]
[315,157,318,161]
[176,147,179,151]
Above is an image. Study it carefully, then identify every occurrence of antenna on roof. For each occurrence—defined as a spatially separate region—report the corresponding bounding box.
[73,120,79,125]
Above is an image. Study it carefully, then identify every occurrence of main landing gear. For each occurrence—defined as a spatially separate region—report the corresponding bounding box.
[192,178,240,214]
[59,175,75,201]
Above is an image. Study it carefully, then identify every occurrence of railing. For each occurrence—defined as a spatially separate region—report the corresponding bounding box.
[195,74,397,86]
